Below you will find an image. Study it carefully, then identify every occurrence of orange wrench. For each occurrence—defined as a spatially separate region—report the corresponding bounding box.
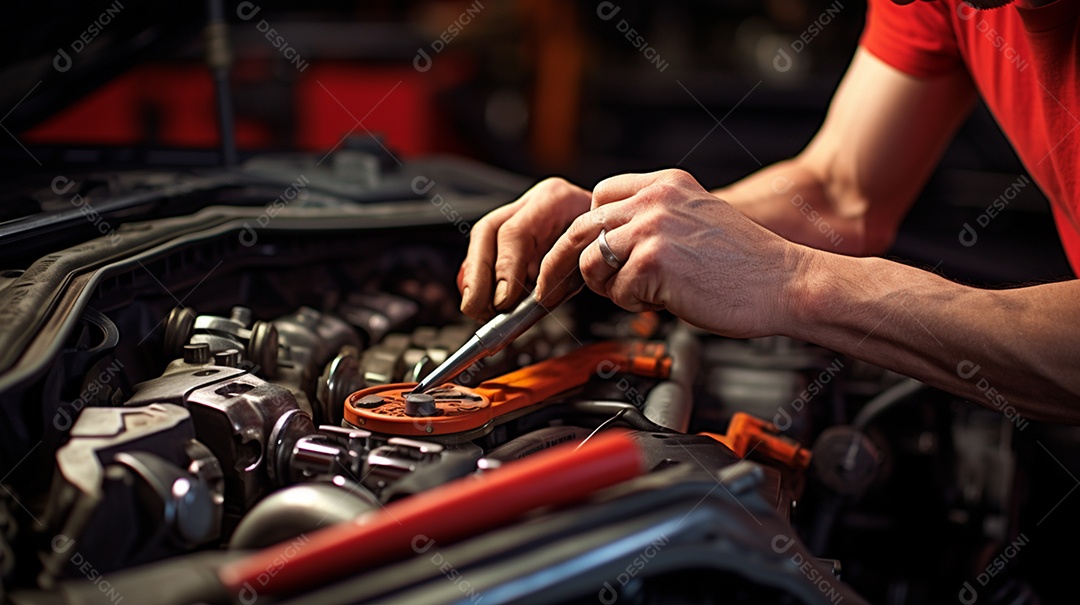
[344,341,671,437]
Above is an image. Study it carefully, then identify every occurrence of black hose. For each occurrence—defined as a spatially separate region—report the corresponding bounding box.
[852,378,924,430]
[641,324,698,433]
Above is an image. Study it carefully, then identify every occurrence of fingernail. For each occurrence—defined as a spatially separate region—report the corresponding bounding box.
[493,280,509,308]
[460,286,471,312]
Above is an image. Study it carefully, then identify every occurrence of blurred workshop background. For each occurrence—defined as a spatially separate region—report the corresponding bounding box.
[17,0,1073,283]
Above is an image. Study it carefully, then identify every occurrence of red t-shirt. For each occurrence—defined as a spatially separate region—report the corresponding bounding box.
[860,0,1080,275]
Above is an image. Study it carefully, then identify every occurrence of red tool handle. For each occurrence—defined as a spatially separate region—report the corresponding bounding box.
[219,431,644,598]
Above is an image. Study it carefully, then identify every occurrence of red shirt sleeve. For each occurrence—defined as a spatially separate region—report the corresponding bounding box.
[859,0,965,78]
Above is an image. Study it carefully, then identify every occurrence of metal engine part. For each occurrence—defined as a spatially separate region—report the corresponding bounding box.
[316,324,503,423]
[228,482,380,550]
[37,404,224,583]
[164,306,279,379]
[703,336,846,441]
[364,437,446,491]
[123,355,314,515]
[335,310,575,401]
[338,292,420,346]
[286,424,485,502]
[165,305,362,425]
[355,326,478,388]
[812,425,883,497]
[271,306,361,425]
[317,345,365,421]
[289,425,372,482]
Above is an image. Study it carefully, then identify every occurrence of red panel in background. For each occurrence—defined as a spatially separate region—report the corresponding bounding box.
[24,63,436,157]
[25,74,144,146]
[26,66,271,149]
[295,64,435,158]
[141,66,272,149]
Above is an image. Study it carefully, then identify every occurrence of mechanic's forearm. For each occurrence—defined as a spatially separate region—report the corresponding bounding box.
[713,159,880,256]
[786,250,1080,423]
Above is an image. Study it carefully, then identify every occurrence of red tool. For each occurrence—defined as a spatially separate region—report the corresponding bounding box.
[218,430,644,599]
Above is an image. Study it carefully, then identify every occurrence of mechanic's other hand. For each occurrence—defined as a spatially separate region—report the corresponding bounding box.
[536,169,807,338]
[459,177,592,321]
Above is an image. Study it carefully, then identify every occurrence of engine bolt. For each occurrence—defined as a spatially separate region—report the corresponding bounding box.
[404,393,438,417]
[352,395,386,409]
[183,343,211,364]
[214,349,241,368]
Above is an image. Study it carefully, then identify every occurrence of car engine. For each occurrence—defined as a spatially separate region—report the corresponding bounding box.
[0,151,1075,605]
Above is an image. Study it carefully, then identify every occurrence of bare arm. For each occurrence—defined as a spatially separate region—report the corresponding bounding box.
[464,47,1080,423]
[532,166,1080,424]
[459,51,975,315]
[714,49,977,255]
[787,250,1080,423]
[713,50,1080,419]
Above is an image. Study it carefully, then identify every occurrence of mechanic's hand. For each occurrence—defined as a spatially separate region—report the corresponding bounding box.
[535,169,808,338]
[459,177,592,320]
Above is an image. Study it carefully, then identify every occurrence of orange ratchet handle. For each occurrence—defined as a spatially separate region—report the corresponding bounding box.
[218,431,644,599]
[344,341,671,436]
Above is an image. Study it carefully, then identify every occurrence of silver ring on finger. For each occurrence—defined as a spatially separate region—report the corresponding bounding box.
[598,229,624,270]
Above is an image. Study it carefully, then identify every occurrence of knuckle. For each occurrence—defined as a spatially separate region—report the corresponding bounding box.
[472,215,494,232]
[549,176,574,192]
[473,212,505,235]
[578,254,604,287]
[537,177,575,200]
[568,213,594,242]
[541,176,569,188]
[497,221,523,240]
[661,168,692,183]
[493,254,520,275]
[498,220,540,252]
[632,211,665,235]
[461,257,490,275]
[608,282,639,312]
[580,269,602,295]
[643,182,677,204]
[638,210,662,228]
[631,240,664,272]
[655,209,680,231]
[592,175,621,200]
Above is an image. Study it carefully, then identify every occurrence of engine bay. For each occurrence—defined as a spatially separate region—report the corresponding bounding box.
[0,154,1075,605]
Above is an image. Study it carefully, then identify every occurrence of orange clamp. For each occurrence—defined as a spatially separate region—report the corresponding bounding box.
[703,412,812,470]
